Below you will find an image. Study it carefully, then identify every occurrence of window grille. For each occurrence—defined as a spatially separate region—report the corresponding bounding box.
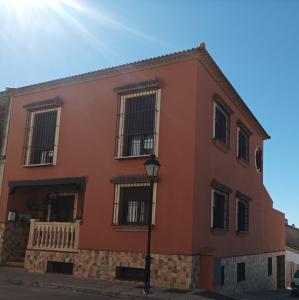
[112,182,156,226]
[23,107,60,165]
[237,199,249,232]
[212,190,229,229]
[48,193,77,222]
[115,89,160,158]
[238,128,249,161]
[214,103,230,146]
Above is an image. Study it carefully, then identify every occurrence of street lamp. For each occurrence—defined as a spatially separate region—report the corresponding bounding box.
[143,154,161,295]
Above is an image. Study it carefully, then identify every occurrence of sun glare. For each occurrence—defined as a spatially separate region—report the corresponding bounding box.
[0,0,83,20]
[0,0,164,58]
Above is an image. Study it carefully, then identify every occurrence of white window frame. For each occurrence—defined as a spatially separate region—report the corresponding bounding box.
[211,189,228,229]
[116,89,161,159]
[213,102,229,145]
[113,182,157,226]
[25,107,61,166]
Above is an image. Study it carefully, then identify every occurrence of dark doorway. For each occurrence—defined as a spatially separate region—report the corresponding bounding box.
[277,255,285,289]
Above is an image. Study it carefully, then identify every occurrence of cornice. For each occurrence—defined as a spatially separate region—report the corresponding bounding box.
[7,44,269,140]
[197,47,270,140]
[9,48,199,97]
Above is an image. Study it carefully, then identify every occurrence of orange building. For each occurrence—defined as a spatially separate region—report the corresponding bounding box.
[0,44,285,292]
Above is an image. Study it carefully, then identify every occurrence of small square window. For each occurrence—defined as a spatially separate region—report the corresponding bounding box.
[238,128,249,162]
[214,103,230,146]
[237,262,246,282]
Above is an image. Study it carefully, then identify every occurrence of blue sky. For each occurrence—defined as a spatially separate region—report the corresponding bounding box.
[0,0,297,225]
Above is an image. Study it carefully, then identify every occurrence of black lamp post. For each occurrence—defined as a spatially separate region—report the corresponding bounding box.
[143,154,160,295]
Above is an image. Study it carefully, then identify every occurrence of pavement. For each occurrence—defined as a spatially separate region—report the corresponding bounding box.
[0,266,235,300]
[0,266,293,300]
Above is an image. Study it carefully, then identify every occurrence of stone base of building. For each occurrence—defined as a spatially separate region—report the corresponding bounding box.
[219,251,285,294]
[25,249,200,289]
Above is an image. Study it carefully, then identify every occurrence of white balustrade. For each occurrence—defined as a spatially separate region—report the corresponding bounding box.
[27,220,80,252]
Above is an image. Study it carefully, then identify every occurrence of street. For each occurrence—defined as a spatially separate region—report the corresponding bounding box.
[0,281,121,300]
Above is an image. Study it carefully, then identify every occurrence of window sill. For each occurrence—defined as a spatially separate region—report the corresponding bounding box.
[23,163,55,168]
[112,225,155,232]
[236,230,249,236]
[237,157,249,168]
[213,138,230,153]
[211,228,228,235]
[114,154,153,160]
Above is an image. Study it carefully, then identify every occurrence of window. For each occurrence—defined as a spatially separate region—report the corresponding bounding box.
[48,193,78,222]
[47,261,73,275]
[24,107,61,165]
[221,266,225,286]
[268,257,272,276]
[213,103,230,146]
[237,262,246,282]
[112,183,156,226]
[236,199,249,232]
[255,147,263,172]
[238,127,249,162]
[116,266,145,281]
[211,189,229,229]
[116,90,161,158]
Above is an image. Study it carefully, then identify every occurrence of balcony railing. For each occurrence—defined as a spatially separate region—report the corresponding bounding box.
[27,220,80,252]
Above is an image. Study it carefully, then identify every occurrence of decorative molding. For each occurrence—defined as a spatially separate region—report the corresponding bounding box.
[198,47,270,139]
[7,45,269,140]
[236,191,252,202]
[23,97,63,111]
[237,119,252,136]
[10,48,199,97]
[211,179,232,194]
[213,94,234,114]
[110,175,159,184]
[113,78,162,95]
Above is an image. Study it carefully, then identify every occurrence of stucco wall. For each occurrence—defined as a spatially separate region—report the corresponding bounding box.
[0,52,285,272]
[0,59,199,256]
[192,61,285,257]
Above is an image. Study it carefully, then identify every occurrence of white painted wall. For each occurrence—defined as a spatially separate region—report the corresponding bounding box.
[286,248,299,265]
